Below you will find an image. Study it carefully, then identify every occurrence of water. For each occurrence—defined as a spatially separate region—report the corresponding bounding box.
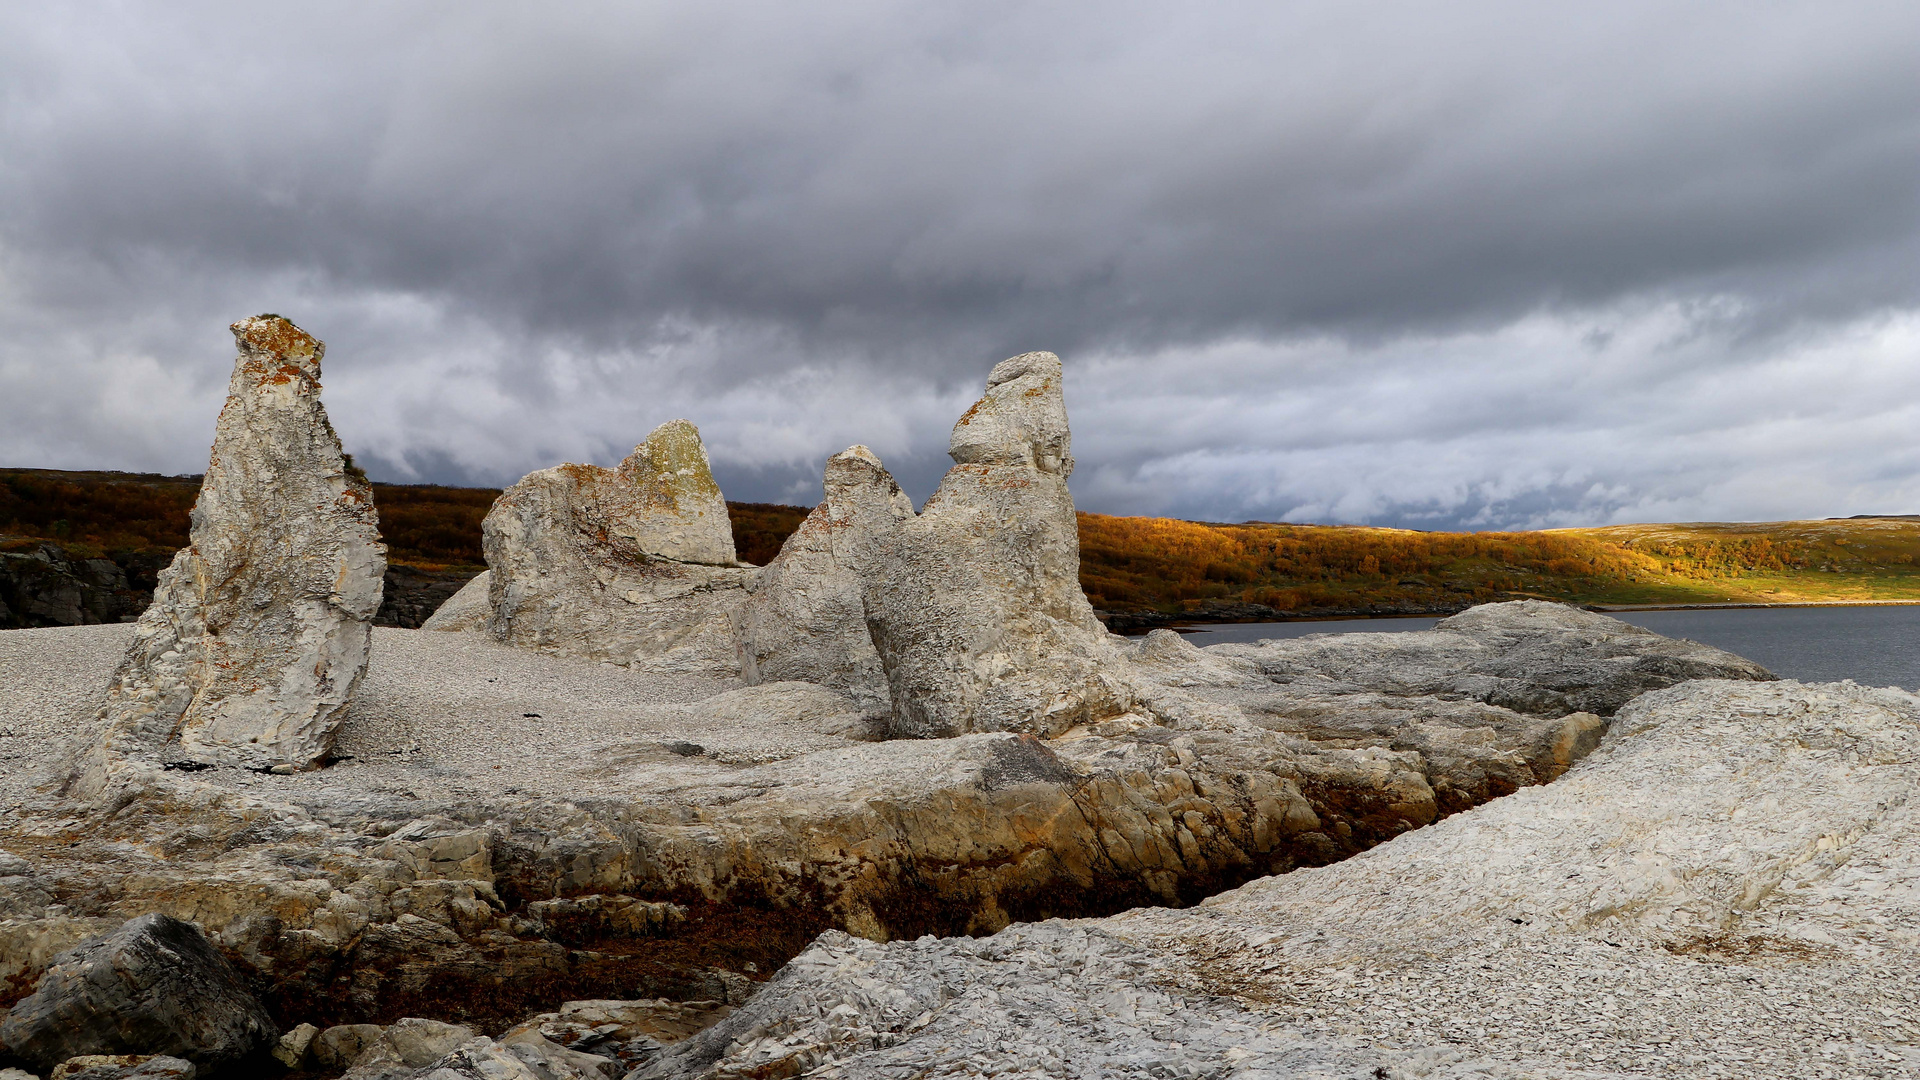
[1166,605,1920,691]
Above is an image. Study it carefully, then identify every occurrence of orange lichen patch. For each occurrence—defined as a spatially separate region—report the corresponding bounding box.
[230,315,321,363]
[955,399,985,426]
[557,463,603,480]
[1022,384,1050,398]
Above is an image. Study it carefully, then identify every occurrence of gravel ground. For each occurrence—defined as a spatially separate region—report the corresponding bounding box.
[0,624,851,810]
[0,623,128,807]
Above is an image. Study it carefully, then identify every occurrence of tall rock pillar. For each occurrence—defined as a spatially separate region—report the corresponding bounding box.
[732,445,915,714]
[864,351,1127,738]
[80,316,386,787]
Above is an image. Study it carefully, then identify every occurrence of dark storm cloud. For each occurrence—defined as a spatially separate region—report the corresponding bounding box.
[2,2,1917,524]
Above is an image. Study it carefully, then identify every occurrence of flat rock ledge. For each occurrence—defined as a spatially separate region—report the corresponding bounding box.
[0,602,1769,1042]
[642,676,1920,1080]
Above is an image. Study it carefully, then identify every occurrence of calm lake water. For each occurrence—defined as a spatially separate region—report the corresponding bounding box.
[1169,605,1920,692]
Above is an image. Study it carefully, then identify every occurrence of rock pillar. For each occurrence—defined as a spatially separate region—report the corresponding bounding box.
[81,315,385,784]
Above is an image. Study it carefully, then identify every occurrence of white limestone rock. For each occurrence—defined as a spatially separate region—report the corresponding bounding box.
[640,677,1920,1080]
[418,570,490,632]
[863,352,1126,739]
[482,420,753,676]
[79,316,385,782]
[731,446,912,714]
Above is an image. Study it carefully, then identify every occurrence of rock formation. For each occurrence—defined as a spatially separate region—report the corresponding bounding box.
[862,352,1127,739]
[731,446,913,714]
[77,315,385,784]
[2,603,1772,1033]
[475,420,753,676]
[0,542,150,629]
[418,570,491,632]
[0,914,275,1073]
[640,675,1920,1079]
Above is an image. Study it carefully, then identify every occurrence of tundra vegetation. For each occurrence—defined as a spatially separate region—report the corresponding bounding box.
[4,467,1918,630]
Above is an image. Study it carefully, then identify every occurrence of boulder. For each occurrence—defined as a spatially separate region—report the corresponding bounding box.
[340,1018,473,1079]
[731,446,913,714]
[406,1035,613,1080]
[420,571,491,632]
[47,1058,194,1080]
[499,998,730,1072]
[862,352,1125,738]
[481,421,753,675]
[0,914,274,1073]
[269,1023,318,1069]
[309,1025,386,1072]
[77,316,385,781]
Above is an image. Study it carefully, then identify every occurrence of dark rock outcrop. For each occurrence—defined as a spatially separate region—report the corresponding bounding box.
[0,914,274,1073]
[0,542,149,629]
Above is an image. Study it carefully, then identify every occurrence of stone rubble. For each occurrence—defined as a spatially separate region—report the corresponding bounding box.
[75,315,385,785]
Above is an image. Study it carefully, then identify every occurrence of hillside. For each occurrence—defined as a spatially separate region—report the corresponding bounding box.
[0,468,808,570]
[1078,513,1920,624]
[5,468,1917,630]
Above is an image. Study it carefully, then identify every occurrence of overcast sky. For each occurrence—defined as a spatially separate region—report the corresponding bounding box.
[3,2,1916,528]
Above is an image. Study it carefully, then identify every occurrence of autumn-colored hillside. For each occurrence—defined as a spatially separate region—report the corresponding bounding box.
[7,468,1918,625]
[1078,512,1920,619]
[0,468,807,570]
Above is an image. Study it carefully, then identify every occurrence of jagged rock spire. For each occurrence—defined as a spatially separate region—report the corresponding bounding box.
[79,315,386,787]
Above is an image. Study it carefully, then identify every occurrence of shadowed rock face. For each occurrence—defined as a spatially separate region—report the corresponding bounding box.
[76,315,385,785]
[481,420,752,676]
[864,352,1126,739]
[732,446,913,715]
[0,913,275,1072]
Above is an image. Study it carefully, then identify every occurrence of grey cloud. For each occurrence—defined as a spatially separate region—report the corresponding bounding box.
[1,2,1917,524]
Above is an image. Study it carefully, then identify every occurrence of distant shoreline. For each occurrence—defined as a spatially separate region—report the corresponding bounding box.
[1104,596,1920,634]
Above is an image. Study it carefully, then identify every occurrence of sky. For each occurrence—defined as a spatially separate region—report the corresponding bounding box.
[2,2,1917,529]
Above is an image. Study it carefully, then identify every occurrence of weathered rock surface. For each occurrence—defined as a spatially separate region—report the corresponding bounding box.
[479,421,753,676]
[419,571,491,632]
[0,914,274,1073]
[310,1025,387,1072]
[502,998,730,1073]
[340,1018,474,1079]
[863,352,1125,739]
[76,316,385,782]
[405,1034,614,1080]
[0,542,149,630]
[47,1056,195,1080]
[731,447,913,715]
[642,676,1920,1079]
[0,603,1771,1036]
